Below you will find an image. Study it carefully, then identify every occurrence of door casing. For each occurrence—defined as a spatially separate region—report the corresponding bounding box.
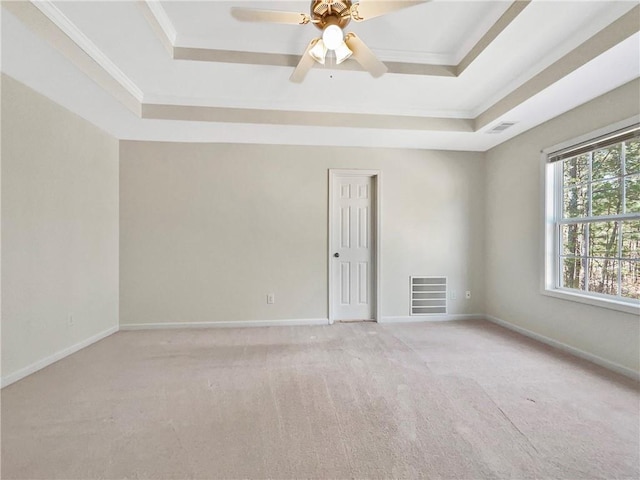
[328,169,382,324]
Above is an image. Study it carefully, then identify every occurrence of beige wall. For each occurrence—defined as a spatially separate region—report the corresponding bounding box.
[120,142,485,325]
[1,75,119,381]
[485,79,640,374]
[4,72,636,381]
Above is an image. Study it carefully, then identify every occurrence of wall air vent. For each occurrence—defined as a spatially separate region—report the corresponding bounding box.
[410,276,447,315]
[487,121,517,134]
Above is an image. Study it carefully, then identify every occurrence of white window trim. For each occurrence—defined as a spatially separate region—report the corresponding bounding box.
[541,116,640,315]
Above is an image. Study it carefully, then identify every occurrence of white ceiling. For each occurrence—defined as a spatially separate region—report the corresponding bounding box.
[160,1,510,63]
[2,1,639,151]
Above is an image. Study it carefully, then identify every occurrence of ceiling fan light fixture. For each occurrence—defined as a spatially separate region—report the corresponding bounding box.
[232,0,427,82]
[334,42,352,64]
[309,39,328,64]
[322,24,344,50]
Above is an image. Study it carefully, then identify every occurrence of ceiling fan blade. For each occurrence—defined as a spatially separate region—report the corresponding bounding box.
[344,33,388,77]
[350,1,429,22]
[290,38,321,83]
[231,7,310,25]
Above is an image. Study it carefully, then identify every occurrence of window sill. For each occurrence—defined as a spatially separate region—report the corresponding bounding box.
[542,288,640,315]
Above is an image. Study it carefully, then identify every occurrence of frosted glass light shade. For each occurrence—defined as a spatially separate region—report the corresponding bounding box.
[322,25,344,50]
[334,42,352,64]
[309,40,328,64]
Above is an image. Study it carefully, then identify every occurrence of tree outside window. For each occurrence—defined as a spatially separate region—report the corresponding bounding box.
[559,138,640,300]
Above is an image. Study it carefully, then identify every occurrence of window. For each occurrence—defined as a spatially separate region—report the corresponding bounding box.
[544,121,640,312]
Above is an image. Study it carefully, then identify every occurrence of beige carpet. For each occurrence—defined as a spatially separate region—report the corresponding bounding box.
[2,320,638,479]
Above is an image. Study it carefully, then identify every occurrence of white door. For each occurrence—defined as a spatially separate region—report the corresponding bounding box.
[331,174,375,321]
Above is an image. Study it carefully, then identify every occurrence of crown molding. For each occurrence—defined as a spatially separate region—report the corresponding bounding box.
[456,0,531,76]
[374,48,453,66]
[141,93,474,119]
[142,0,456,66]
[141,103,475,132]
[3,1,142,115]
[175,34,457,66]
[475,5,640,130]
[140,0,529,79]
[7,0,637,142]
[171,46,457,77]
[31,0,143,102]
[471,3,640,120]
[144,0,177,45]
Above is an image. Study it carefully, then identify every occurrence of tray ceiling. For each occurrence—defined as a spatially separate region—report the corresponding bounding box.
[2,1,639,151]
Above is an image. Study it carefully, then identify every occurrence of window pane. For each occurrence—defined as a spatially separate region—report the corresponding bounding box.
[621,261,640,299]
[561,223,586,256]
[563,154,589,185]
[592,144,622,181]
[622,220,640,259]
[625,139,640,174]
[589,221,619,258]
[562,257,586,291]
[591,179,622,216]
[625,174,640,213]
[563,185,588,218]
[554,134,640,305]
[587,258,619,296]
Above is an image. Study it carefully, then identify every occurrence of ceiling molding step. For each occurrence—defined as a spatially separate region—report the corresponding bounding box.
[138,4,458,77]
[475,4,640,130]
[175,38,457,66]
[366,49,455,66]
[141,94,473,119]
[136,1,525,78]
[173,46,457,77]
[143,0,176,44]
[3,1,143,116]
[383,61,456,77]
[174,47,301,68]
[29,0,144,102]
[137,0,174,56]
[141,104,475,132]
[456,0,531,76]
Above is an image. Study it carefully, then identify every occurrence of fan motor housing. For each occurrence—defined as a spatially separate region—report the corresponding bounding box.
[311,0,352,30]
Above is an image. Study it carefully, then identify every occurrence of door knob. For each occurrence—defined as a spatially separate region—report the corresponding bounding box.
[334,253,340,258]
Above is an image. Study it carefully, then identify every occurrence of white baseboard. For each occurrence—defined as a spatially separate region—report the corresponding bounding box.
[5,315,636,387]
[120,318,330,330]
[1,325,119,389]
[484,314,640,381]
[379,314,483,324]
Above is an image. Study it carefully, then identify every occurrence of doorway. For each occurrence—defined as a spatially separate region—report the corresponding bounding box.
[328,169,381,324]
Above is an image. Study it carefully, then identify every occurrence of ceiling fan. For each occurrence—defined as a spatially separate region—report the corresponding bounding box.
[231,1,428,82]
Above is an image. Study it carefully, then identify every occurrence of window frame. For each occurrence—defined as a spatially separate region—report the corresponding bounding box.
[542,117,640,315]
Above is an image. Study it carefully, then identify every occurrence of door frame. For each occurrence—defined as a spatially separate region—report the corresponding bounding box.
[328,169,382,325]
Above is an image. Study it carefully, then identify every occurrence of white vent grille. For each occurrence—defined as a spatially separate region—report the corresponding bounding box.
[410,276,447,315]
[487,121,517,134]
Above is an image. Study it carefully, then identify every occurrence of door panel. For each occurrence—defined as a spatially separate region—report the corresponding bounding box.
[358,262,368,304]
[331,175,374,321]
[340,207,350,248]
[340,262,350,304]
[358,206,369,248]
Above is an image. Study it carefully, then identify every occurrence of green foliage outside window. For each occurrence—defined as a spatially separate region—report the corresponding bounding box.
[560,139,640,299]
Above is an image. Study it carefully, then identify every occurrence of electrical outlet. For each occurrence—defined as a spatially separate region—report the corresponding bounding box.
[465,291,471,299]
[450,290,457,300]
[267,294,275,304]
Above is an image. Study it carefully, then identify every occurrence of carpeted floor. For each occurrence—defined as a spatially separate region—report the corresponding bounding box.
[2,320,638,479]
